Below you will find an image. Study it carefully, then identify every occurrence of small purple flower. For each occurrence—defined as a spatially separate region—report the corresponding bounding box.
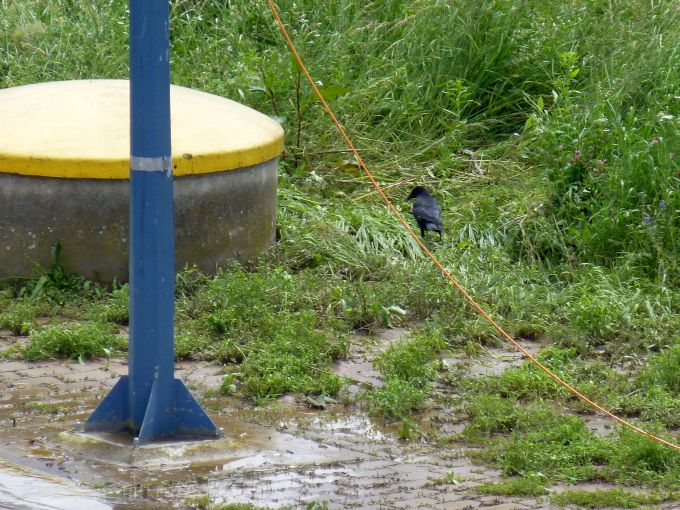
[574,149,582,160]
[659,200,666,209]
[637,191,646,199]
[643,214,652,225]
[596,159,605,167]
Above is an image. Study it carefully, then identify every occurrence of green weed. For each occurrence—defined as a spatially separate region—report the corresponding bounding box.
[25,401,62,415]
[98,284,129,324]
[305,503,329,510]
[468,399,679,488]
[608,428,680,485]
[430,471,461,486]
[18,243,89,304]
[185,496,279,510]
[175,327,213,361]
[464,394,520,437]
[473,406,607,481]
[23,322,124,362]
[0,302,36,335]
[219,372,239,396]
[240,312,346,401]
[474,476,549,497]
[375,333,445,386]
[638,341,680,394]
[367,379,428,421]
[462,339,680,426]
[551,488,662,509]
[177,264,352,401]
[366,331,445,420]
[470,346,578,402]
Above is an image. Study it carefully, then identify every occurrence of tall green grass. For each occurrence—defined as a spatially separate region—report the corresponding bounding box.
[2,0,679,323]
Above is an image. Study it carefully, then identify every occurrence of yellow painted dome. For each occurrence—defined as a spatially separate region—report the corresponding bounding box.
[0,79,284,178]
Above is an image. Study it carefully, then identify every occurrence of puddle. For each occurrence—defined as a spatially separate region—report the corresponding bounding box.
[0,457,112,510]
[0,389,476,508]
[448,338,552,378]
[308,413,387,441]
[333,356,382,391]
[573,412,618,437]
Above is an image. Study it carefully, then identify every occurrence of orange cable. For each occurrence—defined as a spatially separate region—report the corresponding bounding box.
[266,0,680,452]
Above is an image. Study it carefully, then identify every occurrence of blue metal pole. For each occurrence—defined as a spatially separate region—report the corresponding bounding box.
[127,0,175,437]
[86,0,218,443]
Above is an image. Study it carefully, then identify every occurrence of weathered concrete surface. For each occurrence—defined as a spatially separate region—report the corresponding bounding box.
[0,161,277,282]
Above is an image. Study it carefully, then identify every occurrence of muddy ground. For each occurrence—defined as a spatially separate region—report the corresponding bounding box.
[0,328,672,509]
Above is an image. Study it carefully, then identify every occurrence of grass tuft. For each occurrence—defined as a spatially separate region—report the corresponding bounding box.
[474,476,549,497]
[23,322,124,362]
[550,488,663,509]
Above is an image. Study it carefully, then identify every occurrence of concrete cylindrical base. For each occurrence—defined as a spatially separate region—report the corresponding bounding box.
[0,160,277,283]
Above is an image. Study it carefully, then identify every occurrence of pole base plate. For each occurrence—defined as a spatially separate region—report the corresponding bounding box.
[85,376,219,444]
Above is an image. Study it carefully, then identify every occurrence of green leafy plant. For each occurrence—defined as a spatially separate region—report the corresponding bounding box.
[366,332,445,420]
[24,322,124,362]
[551,488,662,509]
[475,476,549,497]
[0,302,36,335]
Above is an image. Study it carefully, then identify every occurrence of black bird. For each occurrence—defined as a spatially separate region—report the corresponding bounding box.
[406,186,443,239]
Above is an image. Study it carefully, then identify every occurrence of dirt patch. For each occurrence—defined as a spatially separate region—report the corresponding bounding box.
[332,327,409,396]
[445,338,552,378]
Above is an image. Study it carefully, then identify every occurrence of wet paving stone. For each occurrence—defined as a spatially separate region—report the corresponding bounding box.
[0,333,677,510]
